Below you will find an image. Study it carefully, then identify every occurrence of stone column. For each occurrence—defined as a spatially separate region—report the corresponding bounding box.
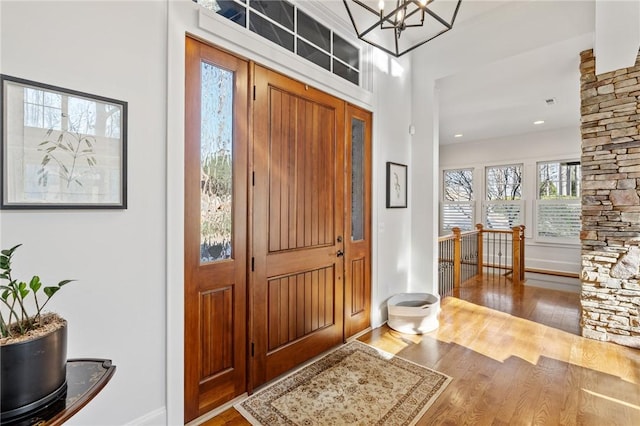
[579,49,640,348]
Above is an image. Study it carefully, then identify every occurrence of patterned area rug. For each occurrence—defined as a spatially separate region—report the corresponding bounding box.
[236,340,451,425]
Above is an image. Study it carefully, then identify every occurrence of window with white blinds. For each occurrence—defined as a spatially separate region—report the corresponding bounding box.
[441,203,475,232]
[483,200,524,230]
[536,161,581,241]
[441,168,474,233]
[536,200,581,238]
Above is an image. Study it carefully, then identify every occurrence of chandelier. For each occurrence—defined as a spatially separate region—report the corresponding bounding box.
[342,0,462,57]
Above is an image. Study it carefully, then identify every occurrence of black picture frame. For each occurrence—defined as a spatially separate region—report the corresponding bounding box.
[386,161,407,208]
[0,74,127,209]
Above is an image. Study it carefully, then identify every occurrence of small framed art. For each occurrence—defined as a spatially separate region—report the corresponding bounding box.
[386,161,407,208]
[1,74,127,209]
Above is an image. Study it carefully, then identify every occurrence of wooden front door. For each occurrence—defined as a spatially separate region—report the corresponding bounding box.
[184,37,249,422]
[250,65,346,389]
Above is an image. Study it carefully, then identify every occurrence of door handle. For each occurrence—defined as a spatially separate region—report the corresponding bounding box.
[336,250,344,257]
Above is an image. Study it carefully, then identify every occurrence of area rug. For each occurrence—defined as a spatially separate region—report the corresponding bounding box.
[236,340,451,425]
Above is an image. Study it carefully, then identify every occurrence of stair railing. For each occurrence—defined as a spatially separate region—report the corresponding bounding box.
[438,224,525,296]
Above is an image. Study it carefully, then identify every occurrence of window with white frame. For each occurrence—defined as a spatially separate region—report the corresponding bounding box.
[536,160,581,241]
[484,164,523,229]
[441,168,474,233]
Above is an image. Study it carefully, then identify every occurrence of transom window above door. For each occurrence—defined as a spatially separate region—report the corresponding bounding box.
[194,0,361,86]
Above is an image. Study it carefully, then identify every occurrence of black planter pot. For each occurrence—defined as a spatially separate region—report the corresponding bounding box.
[0,323,68,422]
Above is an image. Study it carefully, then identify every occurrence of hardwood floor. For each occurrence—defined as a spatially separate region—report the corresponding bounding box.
[199,277,640,425]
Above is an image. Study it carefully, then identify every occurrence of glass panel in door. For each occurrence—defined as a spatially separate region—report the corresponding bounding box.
[351,118,365,241]
[200,61,233,263]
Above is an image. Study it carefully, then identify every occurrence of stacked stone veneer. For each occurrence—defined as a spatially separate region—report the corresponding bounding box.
[580,49,640,348]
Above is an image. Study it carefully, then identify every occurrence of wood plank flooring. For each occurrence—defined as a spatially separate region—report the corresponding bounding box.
[199,277,640,425]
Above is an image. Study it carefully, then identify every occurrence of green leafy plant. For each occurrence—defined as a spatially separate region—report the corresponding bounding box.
[0,244,74,339]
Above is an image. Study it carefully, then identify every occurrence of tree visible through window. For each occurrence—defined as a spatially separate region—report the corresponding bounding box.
[486,164,522,200]
[537,161,581,240]
[200,61,233,263]
[441,169,474,233]
[539,161,580,198]
[484,164,523,229]
[444,168,473,202]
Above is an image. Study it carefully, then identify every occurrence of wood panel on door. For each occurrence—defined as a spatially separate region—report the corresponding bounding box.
[250,65,345,389]
[184,37,248,422]
[344,104,372,338]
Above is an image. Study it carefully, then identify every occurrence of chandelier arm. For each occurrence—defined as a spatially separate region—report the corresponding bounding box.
[357,35,399,57]
[350,0,408,28]
[396,9,424,27]
[401,22,428,29]
[382,3,411,26]
[351,0,380,15]
[400,6,424,23]
[400,27,450,55]
[449,0,463,26]
[394,27,400,54]
[381,4,423,31]
[345,0,394,36]
[425,0,463,29]
[424,8,453,29]
[361,19,385,38]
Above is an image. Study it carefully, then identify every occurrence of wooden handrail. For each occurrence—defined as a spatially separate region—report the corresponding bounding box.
[438,223,526,296]
[480,229,516,235]
[438,229,479,242]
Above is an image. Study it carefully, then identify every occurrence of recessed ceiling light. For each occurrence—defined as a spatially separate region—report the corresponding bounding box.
[533,120,545,125]
[454,133,463,138]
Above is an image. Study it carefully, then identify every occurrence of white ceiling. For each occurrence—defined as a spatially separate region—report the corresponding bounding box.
[315,0,599,145]
[437,31,594,144]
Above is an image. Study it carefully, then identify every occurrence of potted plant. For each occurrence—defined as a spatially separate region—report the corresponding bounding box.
[0,244,74,422]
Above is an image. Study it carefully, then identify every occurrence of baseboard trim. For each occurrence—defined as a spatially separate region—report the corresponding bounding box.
[524,272,580,293]
[525,267,579,279]
[125,407,167,426]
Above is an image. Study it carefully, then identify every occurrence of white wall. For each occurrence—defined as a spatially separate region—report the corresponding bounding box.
[440,127,581,165]
[369,51,413,325]
[595,0,640,74]
[0,1,168,424]
[409,76,439,296]
[440,126,582,290]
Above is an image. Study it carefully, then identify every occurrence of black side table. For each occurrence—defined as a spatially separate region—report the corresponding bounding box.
[5,359,116,426]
